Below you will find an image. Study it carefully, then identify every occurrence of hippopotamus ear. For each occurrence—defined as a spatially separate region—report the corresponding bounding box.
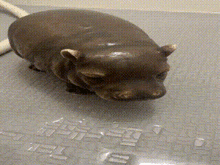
[60,49,82,62]
[161,44,177,57]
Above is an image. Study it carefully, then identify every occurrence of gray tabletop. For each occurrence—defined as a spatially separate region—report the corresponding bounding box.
[0,5,219,165]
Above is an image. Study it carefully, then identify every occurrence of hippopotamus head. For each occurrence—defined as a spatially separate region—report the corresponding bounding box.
[60,43,176,101]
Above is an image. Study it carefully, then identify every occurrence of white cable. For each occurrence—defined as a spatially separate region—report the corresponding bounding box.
[0,39,11,55]
[0,0,29,55]
[0,0,29,17]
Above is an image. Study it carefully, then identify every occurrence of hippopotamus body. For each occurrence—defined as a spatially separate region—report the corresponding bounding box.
[8,9,176,101]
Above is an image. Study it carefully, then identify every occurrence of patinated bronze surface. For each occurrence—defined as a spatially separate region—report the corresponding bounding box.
[8,9,176,101]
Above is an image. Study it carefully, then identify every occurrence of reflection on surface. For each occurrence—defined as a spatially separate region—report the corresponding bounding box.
[140,163,175,165]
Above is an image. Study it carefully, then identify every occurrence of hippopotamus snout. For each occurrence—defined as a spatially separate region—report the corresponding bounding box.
[111,89,166,100]
[94,80,167,101]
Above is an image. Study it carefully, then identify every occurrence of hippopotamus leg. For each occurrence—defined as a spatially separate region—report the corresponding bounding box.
[29,64,45,72]
[66,83,95,95]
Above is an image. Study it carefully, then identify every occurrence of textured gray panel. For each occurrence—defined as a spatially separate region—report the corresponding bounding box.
[0,5,219,165]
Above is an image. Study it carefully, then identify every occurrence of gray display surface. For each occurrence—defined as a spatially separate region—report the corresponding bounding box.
[0,5,219,165]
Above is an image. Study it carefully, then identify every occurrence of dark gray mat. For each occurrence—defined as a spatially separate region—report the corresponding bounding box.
[0,5,219,165]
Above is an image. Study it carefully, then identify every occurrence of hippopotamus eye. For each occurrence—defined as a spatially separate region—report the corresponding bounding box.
[156,71,167,81]
[83,76,104,85]
[88,77,103,82]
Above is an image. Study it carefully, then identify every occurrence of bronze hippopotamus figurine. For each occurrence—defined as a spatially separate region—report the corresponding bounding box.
[8,9,176,101]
